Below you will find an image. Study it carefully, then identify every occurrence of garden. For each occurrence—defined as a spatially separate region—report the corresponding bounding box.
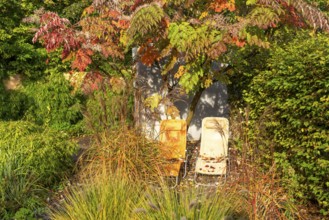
[1,0,328,219]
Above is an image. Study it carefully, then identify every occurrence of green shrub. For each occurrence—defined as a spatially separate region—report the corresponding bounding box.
[0,81,28,121]
[0,71,83,132]
[23,73,83,132]
[0,121,78,186]
[244,32,329,214]
[0,120,77,218]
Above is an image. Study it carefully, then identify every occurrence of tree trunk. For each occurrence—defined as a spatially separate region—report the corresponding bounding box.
[186,87,205,130]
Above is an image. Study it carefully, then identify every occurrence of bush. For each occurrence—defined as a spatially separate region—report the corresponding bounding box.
[23,73,83,132]
[0,121,77,186]
[0,121,77,218]
[0,80,28,121]
[244,32,329,214]
[0,71,83,132]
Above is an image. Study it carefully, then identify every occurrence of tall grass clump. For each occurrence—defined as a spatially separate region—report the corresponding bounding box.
[77,127,165,182]
[225,165,300,220]
[0,121,77,186]
[0,154,44,220]
[83,83,133,134]
[51,172,248,220]
[51,173,144,220]
[135,185,248,220]
[0,120,77,218]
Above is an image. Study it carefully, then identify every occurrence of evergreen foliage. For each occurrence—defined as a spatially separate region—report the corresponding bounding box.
[0,86,28,121]
[245,32,329,214]
[23,72,83,131]
[0,54,83,132]
[0,121,77,218]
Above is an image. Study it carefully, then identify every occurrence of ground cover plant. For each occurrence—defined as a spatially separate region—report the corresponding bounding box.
[0,121,78,219]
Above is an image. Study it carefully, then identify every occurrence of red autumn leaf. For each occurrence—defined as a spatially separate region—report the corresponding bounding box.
[81,71,106,95]
[138,44,160,66]
[232,37,246,47]
[101,42,124,59]
[72,48,93,71]
[84,6,95,15]
[112,19,130,29]
[107,10,121,18]
[278,0,306,28]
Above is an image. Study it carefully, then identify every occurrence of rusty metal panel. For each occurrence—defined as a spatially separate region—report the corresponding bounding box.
[195,117,229,175]
[159,119,187,176]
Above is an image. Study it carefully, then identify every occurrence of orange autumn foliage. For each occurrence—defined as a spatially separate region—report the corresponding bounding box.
[210,0,235,13]
[138,44,160,66]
